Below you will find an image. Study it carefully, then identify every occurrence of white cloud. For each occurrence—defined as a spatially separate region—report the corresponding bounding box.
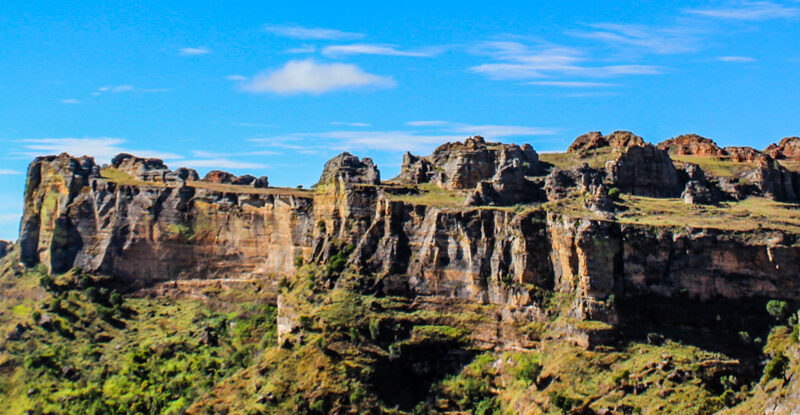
[61,98,81,104]
[331,121,371,127]
[264,24,364,40]
[407,120,556,137]
[450,125,556,137]
[716,55,757,62]
[686,1,800,20]
[405,120,452,127]
[0,170,22,175]
[17,138,183,163]
[179,159,267,169]
[180,47,211,56]
[528,81,618,87]
[239,59,395,95]
[0,213,20,224]
[287,45,317,54]
[571,23,702,54]
[469,41,661,80]
[98,85,135,93]
[322,44,436,57]
[190,150,280,157]
[251,122,556,154]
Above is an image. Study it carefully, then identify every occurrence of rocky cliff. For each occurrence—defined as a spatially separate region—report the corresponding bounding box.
[16,134,800,338]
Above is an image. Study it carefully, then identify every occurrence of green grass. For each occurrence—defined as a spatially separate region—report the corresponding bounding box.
[386,182,468,207]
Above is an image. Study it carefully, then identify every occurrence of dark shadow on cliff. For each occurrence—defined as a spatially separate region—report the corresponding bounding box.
[616,295,783,384]
[372,339,477,411]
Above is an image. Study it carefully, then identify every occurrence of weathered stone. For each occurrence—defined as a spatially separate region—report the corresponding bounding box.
[203,170,237,184]
[765,137,800,159]
[605,144,682,197]
[111,153,170,182]
[317,152,380,186]
[657,134,726,157]
[725,146,762,163]
[396,136,540,189]
[568,131,644,154]
[747,155,800,202]
[544,164,605,201]
[253,176,269,188]
[682,180,716,205]
[466,159,545,206]
[232,175,256,186]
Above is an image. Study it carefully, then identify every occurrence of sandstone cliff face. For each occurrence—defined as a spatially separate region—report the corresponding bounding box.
[17,144,800,333]
[20,153,315,287]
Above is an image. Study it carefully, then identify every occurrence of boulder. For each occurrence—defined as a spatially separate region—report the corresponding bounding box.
[605,144,682,198]
[317,152,380,186]
[657,134,726,157]
[203,170,237,184]
[568,131,644,154]
[765,137,800,159]
[682,181,717,205]
[397,136,540,190]
[253,176,269,189]
[585,184,615,215]
[232,175,256,186]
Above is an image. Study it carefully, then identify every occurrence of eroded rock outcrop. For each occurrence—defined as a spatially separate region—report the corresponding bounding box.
[17,139,800,340]
[396,136,540,190]
[605,144,682,197]
[0,240,10,259]
[765,136,800,159]
[657,134,726,157]
[567,131,644,154]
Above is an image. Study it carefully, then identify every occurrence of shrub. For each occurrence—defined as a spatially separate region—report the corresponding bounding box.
[767,300,790,321]
[608,187,621,201]
[109,291,123,307]
[763,353,789,383]
[512,353,542,385]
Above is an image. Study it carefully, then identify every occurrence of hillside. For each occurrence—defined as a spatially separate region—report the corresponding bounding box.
[3,132,800,414]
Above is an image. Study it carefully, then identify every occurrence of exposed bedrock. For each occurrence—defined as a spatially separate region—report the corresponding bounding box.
[16,144,800,336]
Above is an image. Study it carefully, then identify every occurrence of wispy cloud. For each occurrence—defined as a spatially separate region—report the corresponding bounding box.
[17,138,182,163]
[287,45,317,54]
[571,23,702,54]
[264,24,364,40]
[180,47,211,56]
[469,41,661,80]
[0,213,21,224]
[331,121,371,127]
[190,150,280,157]
[61,98,81,104]
[0,170,22,175]
[96,85,134,94]
[235,59,395,95]
[226,75,248,81]
[528,81,618,87]
[233,122,274,127]
[406,120,556,137]
[179,159,268,169]
[686,1,800,20]
[322,44,437,57]
[92,85,169,95]
[716,55,757,62]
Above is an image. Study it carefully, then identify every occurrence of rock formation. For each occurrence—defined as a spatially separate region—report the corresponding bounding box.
[567,131,644,154]
[765,136,800,159]
[657,134,726,157]
[605,144,682,197]
[17,140,800,332]
[396,136,540,190]
[318,152,380,186]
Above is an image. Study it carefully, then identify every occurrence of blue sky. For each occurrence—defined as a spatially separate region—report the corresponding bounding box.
[1,0,800,240]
